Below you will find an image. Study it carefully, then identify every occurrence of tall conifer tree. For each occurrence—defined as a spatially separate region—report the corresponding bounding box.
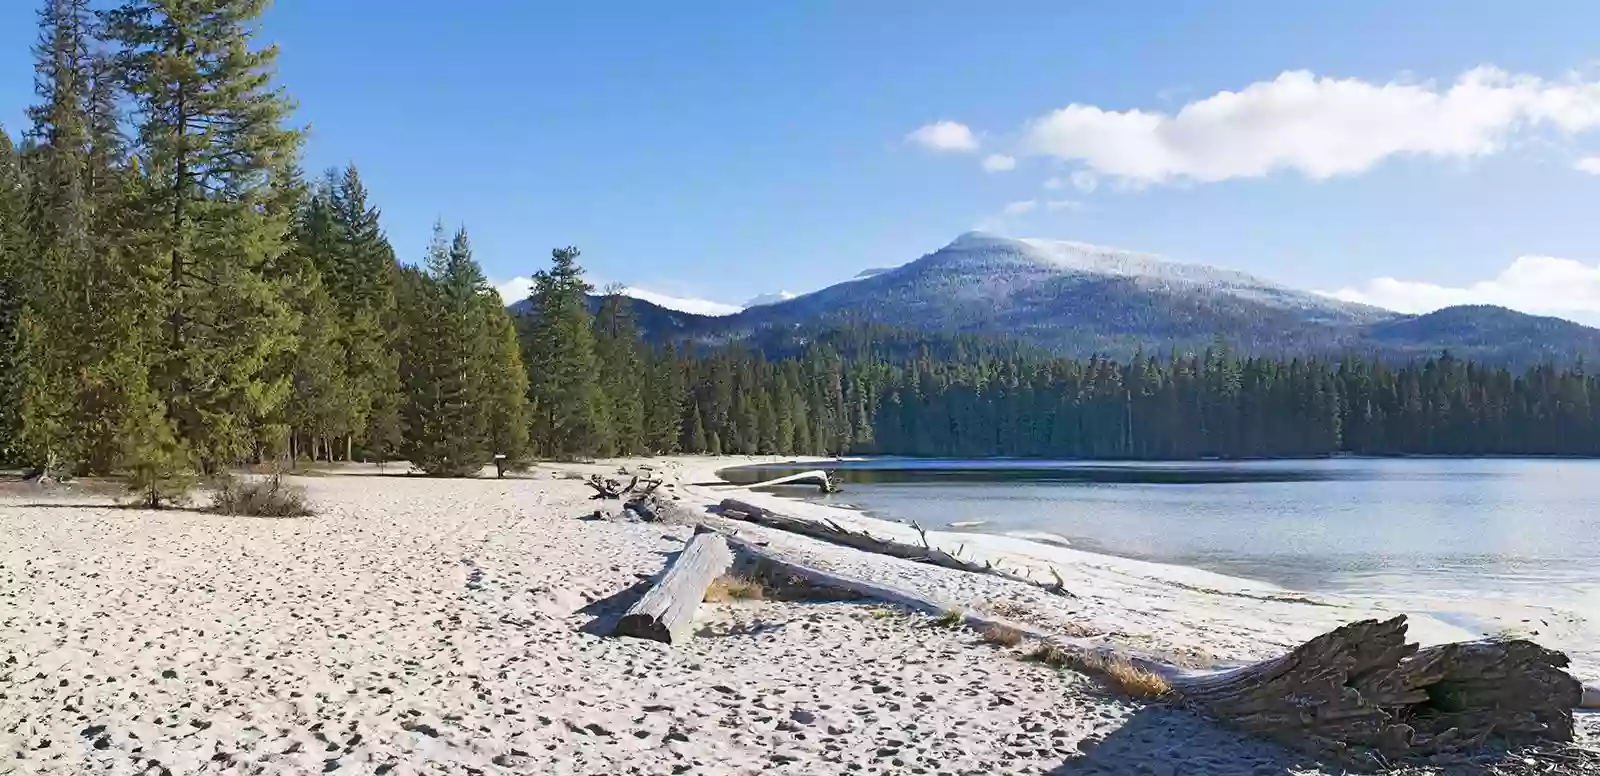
[107,0,302,471]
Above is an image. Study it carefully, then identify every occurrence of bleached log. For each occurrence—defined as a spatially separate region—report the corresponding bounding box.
[716,498,1072,597]
[720,533,1585,771]
[614,527,732,644]
[747,469,839,493]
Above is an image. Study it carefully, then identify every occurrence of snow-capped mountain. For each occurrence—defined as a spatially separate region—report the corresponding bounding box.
[510,232,1600,366]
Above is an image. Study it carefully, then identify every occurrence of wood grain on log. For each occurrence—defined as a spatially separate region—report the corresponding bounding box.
[614,527,733,644]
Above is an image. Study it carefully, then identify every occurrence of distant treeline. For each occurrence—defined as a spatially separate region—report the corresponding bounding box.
[4,2,1598,481]
[662,329,1600,459]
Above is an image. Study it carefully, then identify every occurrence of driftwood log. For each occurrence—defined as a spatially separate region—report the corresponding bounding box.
[716,498,1072,597]
[721,533,1585,771]
[614,527,733,644]
[747,469,840,493]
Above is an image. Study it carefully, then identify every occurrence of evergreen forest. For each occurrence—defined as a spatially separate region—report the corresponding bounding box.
[4,1,1600,481]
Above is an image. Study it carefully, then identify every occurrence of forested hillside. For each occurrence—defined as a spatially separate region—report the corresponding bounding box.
[534,234,1600,369]
[3,1,1598,481]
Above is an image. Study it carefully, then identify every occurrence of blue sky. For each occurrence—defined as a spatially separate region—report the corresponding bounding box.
[4,1,1600,319]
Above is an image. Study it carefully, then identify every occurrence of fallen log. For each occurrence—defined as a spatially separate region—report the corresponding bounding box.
[720,533,1585,771]
[748,469,839,493]
[614,527,733,644]
[716,498,1072,597]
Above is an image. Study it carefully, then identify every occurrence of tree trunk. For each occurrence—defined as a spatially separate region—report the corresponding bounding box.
[614,527,732,644]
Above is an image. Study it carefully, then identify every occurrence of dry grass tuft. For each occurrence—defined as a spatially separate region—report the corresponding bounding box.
[703,574,766,603]
[979,623,1024,647]
[1028,644,1171,699]
[210,472,314,517]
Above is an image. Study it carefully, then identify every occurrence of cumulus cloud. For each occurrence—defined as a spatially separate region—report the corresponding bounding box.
[1019,66,1600,185]
[494,277,534,303]
[1002,200,1038,215]
[491,277,741,316]
[1070,170,1100,193]
[1325,255,1600,324]
[1045,200,1082,212]
[1577,156,1600,174]
[906,120,979,152]
[982,154,1017,172]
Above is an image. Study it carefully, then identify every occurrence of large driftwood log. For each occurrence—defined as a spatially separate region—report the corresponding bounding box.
[614,527,733,644]
[721,533,1585,771]
[716,498,1072,597]
[747,469,840,493]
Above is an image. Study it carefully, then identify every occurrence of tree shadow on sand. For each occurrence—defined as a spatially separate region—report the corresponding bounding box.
[1043,704,1321,775]
[1046,706,1600,775]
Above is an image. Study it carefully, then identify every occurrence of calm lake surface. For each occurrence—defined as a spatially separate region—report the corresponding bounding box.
[721,458,1600,651]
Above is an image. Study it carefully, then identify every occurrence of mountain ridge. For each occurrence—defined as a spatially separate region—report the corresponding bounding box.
[511,232,1600,367]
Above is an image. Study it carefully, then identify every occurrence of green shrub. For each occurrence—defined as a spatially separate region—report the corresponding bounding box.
[210,472,314,517]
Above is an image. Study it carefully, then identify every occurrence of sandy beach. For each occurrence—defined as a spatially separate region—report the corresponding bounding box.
[2,456,1595,775]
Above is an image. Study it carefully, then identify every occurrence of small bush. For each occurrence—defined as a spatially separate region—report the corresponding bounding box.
[704,574,766,602]
[210,472,314,517]
[934,609,964,628]
[980,623,1024,647]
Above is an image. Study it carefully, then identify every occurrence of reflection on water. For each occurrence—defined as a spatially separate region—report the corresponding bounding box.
[721,458,1600,602]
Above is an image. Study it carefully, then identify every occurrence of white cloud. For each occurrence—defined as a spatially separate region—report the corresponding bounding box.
[1070,170,1100,193]
[495,277,534,303]
[1002,200,1038,215]
[1045,200,1082,212]
[1324,254,1600,324]
[1577,156,1600,174]
[1020,66,1600,185]
[492,277,741,316]
[982,154,1016,172]
[1042,176,1063,190]
[906,120,979,152]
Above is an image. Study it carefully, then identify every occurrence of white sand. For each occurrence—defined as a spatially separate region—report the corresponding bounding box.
[1,456,1593,775]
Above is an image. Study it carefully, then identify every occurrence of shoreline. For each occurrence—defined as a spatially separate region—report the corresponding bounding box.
[690,456,1600,685]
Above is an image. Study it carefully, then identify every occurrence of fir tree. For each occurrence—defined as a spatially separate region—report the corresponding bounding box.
[107,0,302,471]
[522,247,609,458]
[0,129,25,460]
[482,293,531,470]
[397,224,494,475]
[14,0,97,474]
[593,289,644,455]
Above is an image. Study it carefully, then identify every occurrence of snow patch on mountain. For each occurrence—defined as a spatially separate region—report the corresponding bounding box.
[743,291,798,309]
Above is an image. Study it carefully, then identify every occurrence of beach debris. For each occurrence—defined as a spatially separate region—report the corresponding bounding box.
[613,526,733,644]
[718,532,1586,772]
[1167,615,1584,769]
[714,498,1074,598]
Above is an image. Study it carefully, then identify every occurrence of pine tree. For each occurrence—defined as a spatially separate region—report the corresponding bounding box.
[107,0,302,471]
[397,224,496,475]
[593,289,644,455]
[522,247,610,458]
[0,128,25,461]
[482,294,531,470]
[14,0,97,474]
[327,165,399,458]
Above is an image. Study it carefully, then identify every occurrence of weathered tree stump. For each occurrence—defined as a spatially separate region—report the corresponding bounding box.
[1167,616,1583,768]
[614,527,732,644]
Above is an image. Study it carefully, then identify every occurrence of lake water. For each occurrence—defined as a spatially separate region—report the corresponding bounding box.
[720,458,1600,671]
